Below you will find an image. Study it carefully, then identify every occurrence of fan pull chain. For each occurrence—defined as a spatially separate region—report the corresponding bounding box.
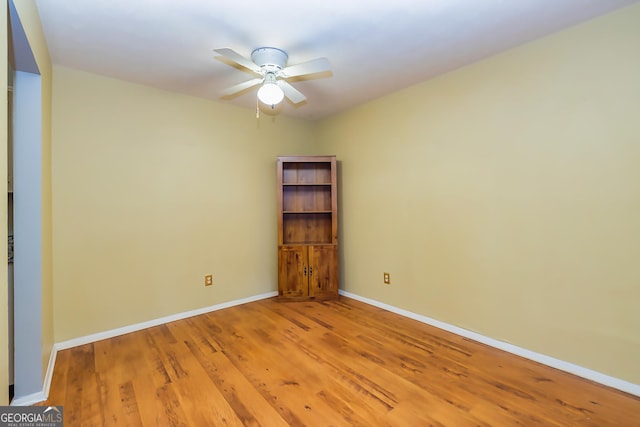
[256,97,260,119]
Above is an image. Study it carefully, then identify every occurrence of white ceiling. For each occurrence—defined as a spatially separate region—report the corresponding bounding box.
[35,0,638,121]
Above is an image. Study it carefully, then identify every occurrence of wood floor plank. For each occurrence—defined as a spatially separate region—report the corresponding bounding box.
[262,301,493,420]
[115,380,144,427]
[290,298,637,425]
[202,304,353,426]
[66,344,96,426]
[155,329,246,426]
[166,318,290,427]
[254,301,487,425]
[36,296,640,426]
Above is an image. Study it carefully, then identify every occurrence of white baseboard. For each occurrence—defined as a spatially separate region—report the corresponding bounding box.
[43,341,58,398]
[11,291,278,406]
[339,290,640,398]
[11,391,46,407]
[11,343,57,406]
[55,291,278,351]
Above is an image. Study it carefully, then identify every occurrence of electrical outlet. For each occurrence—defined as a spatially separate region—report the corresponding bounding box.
[205,274,213,286]
[383,272,390,285]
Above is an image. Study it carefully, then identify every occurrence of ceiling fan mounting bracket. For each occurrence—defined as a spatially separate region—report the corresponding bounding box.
[251,47,288,72]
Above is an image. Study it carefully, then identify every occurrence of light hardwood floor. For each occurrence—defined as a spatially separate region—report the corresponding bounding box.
[38,297,640,426]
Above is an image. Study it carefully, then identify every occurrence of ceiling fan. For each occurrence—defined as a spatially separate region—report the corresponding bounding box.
[214,47,331,107]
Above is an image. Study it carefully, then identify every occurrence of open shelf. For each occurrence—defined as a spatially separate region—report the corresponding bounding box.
[283,185,332,212]
[282,212,333,245]
[282,162,332,185]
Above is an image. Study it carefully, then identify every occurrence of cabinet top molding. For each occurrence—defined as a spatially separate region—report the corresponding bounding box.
[277,155,336,162]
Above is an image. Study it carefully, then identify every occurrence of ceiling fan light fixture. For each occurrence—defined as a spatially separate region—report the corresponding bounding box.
[257,73,284,105]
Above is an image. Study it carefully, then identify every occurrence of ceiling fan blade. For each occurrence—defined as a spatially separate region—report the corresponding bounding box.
[221,77,264,97]
[280,57,331,78]
[277,80,307,104]
[214,48,261,73]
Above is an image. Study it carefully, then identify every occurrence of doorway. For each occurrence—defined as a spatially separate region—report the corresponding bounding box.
[7,0,45,402]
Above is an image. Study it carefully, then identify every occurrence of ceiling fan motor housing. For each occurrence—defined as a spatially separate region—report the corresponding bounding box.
[251,47,288,72]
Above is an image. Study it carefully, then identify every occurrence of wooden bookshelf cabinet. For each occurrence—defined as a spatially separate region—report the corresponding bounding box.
[277,156,338,300]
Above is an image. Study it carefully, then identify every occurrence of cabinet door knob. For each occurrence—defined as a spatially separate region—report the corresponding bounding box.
[303,266,307,276]
[309,266,313,276]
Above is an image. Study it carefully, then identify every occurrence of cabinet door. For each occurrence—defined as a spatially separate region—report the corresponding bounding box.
[278,246,308,298]
[309,245,338,299]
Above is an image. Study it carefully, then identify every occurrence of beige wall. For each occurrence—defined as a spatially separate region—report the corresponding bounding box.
[52,67,319,341]
[0,1,9,405]
[12,0,54,390]
[317,4,640,383]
